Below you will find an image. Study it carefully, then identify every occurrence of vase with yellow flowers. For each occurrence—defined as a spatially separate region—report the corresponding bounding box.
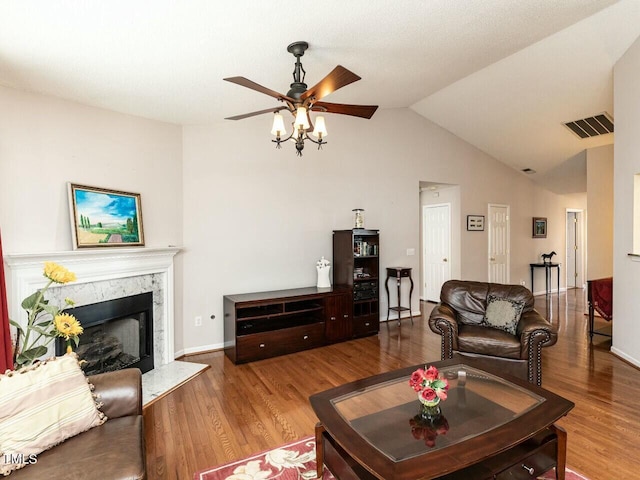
[9,261,84,369]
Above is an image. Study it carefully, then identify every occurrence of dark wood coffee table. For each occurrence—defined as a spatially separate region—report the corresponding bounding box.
[310,358,574,480]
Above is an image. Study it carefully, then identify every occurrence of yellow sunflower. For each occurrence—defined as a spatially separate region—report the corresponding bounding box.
[44,261,77,284]
[54,313,83,340]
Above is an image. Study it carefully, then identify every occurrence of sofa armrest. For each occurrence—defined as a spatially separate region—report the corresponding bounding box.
[518,310,558,358]
[428,304,459,358]
[89,368,143,419]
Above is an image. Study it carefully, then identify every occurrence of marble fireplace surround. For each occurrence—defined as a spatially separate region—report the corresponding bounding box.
[4,247,180,366]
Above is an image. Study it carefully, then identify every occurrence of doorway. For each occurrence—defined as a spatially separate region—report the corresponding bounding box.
[565,210,585,289]
[488,204,510,284]
[422,203,452,302]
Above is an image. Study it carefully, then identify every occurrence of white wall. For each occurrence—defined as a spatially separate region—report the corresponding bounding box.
[0,86,185,349]
[612,35,640,367]
[0,85,586,356]
[586,144,614,279]
[181,108,577,352]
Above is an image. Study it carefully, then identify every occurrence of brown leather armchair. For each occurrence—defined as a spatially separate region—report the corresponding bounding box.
[428,280,557,386]
[10,368,146,480]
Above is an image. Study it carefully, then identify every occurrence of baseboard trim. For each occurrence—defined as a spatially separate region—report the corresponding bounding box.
[175,342,224,359]
[610,347,640,370]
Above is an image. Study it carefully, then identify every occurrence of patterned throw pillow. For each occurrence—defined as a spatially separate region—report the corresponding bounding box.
[481,295,525,335]
[0,354,106,475]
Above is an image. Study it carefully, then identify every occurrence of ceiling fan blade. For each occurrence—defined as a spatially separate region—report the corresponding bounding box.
[225,106,289,121]
[312,102,378,119]
[223,76,294,102]
[301,66,361,102]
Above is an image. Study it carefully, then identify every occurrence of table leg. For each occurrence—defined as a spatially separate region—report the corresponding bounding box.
[557,265,560,295]
[385,275,391,321]
[550,424,567,480]
[315,423,325,479]
[530,266,534,293]
[408,275,414,324]
[396,273,401,326]
[546,265,550,296]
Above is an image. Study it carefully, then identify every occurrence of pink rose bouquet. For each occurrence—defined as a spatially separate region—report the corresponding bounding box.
[409,365,449,407]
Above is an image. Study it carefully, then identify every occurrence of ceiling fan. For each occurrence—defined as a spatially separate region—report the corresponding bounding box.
[224,41,378,156]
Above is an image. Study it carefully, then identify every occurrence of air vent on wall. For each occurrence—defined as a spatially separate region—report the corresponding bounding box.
[564,112,614,139]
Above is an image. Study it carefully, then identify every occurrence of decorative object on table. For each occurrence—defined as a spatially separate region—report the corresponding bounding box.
[409,409,449,448]
[223,41,378,157]
[68,183,144,249]
[466,215,485,231]
[10,262,83,369]
[409,365,449,415]
[541,251,557,264]
[316,256,331,288]
[532,217,547,238]
[353,208,365,229]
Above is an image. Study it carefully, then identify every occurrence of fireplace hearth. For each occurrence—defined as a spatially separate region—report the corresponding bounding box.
[56,292,154,375]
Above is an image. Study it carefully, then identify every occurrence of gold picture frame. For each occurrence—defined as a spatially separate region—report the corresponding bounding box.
[68,183,145,249]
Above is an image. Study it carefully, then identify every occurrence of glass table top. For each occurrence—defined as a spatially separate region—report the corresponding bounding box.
[330,364,545,462]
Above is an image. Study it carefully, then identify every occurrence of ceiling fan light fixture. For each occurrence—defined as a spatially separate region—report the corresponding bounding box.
[224,41,377,156]
[311,115,328,139]
[294,107,310,130]
[270,112,286,137]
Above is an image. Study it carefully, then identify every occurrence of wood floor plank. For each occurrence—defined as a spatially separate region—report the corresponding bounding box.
[144,288,634,480]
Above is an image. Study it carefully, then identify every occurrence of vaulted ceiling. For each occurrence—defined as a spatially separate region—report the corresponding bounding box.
[1,0,638,192]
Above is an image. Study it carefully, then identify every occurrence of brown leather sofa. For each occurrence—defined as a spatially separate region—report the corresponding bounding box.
[10,368,146,479]
[428,280,557,386]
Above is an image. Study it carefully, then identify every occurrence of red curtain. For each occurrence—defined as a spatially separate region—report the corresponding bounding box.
[0,231,14,372]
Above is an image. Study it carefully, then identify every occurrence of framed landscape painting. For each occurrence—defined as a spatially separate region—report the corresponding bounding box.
[68,183,144,249]
[532,217,547,238]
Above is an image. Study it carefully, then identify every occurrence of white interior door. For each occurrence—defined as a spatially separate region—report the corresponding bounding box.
[566,212,577,288]
[422,204,451,302]
[488,204,510,284]
[566,210,584,288]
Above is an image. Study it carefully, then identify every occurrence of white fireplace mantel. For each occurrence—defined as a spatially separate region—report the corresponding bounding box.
[4,247,180,364]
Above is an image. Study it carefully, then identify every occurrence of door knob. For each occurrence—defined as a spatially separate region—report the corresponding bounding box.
[490,257,496,261]
[443,258,448,262]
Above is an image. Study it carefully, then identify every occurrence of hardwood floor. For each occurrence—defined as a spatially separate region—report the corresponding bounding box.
[144,289,634,480]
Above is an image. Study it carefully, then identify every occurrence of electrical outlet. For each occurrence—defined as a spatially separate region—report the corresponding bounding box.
[406,248,415,256]
[195,316,202,327]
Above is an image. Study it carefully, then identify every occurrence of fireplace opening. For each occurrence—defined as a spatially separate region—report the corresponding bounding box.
[56,292,154,375]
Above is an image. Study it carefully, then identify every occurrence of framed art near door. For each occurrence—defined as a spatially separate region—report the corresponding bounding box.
[533,217,547,238]
[68,183,145,249]
[467,215,485,231]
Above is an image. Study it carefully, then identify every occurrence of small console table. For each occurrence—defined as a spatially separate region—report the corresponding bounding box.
[385,267,414,325]
[530,263,560,296]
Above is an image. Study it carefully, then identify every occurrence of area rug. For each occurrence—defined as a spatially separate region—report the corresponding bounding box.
[193,436,590,480]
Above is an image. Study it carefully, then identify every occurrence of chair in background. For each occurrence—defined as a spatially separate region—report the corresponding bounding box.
[587,277,613,341]
[428,280,557,386]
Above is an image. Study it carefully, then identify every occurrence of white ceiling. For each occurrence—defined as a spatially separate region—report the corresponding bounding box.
[1,0,638,191]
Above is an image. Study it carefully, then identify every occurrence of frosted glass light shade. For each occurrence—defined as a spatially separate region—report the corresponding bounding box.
[271,113,286,136]
[294,107,310,130]
[311,115,328,138]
